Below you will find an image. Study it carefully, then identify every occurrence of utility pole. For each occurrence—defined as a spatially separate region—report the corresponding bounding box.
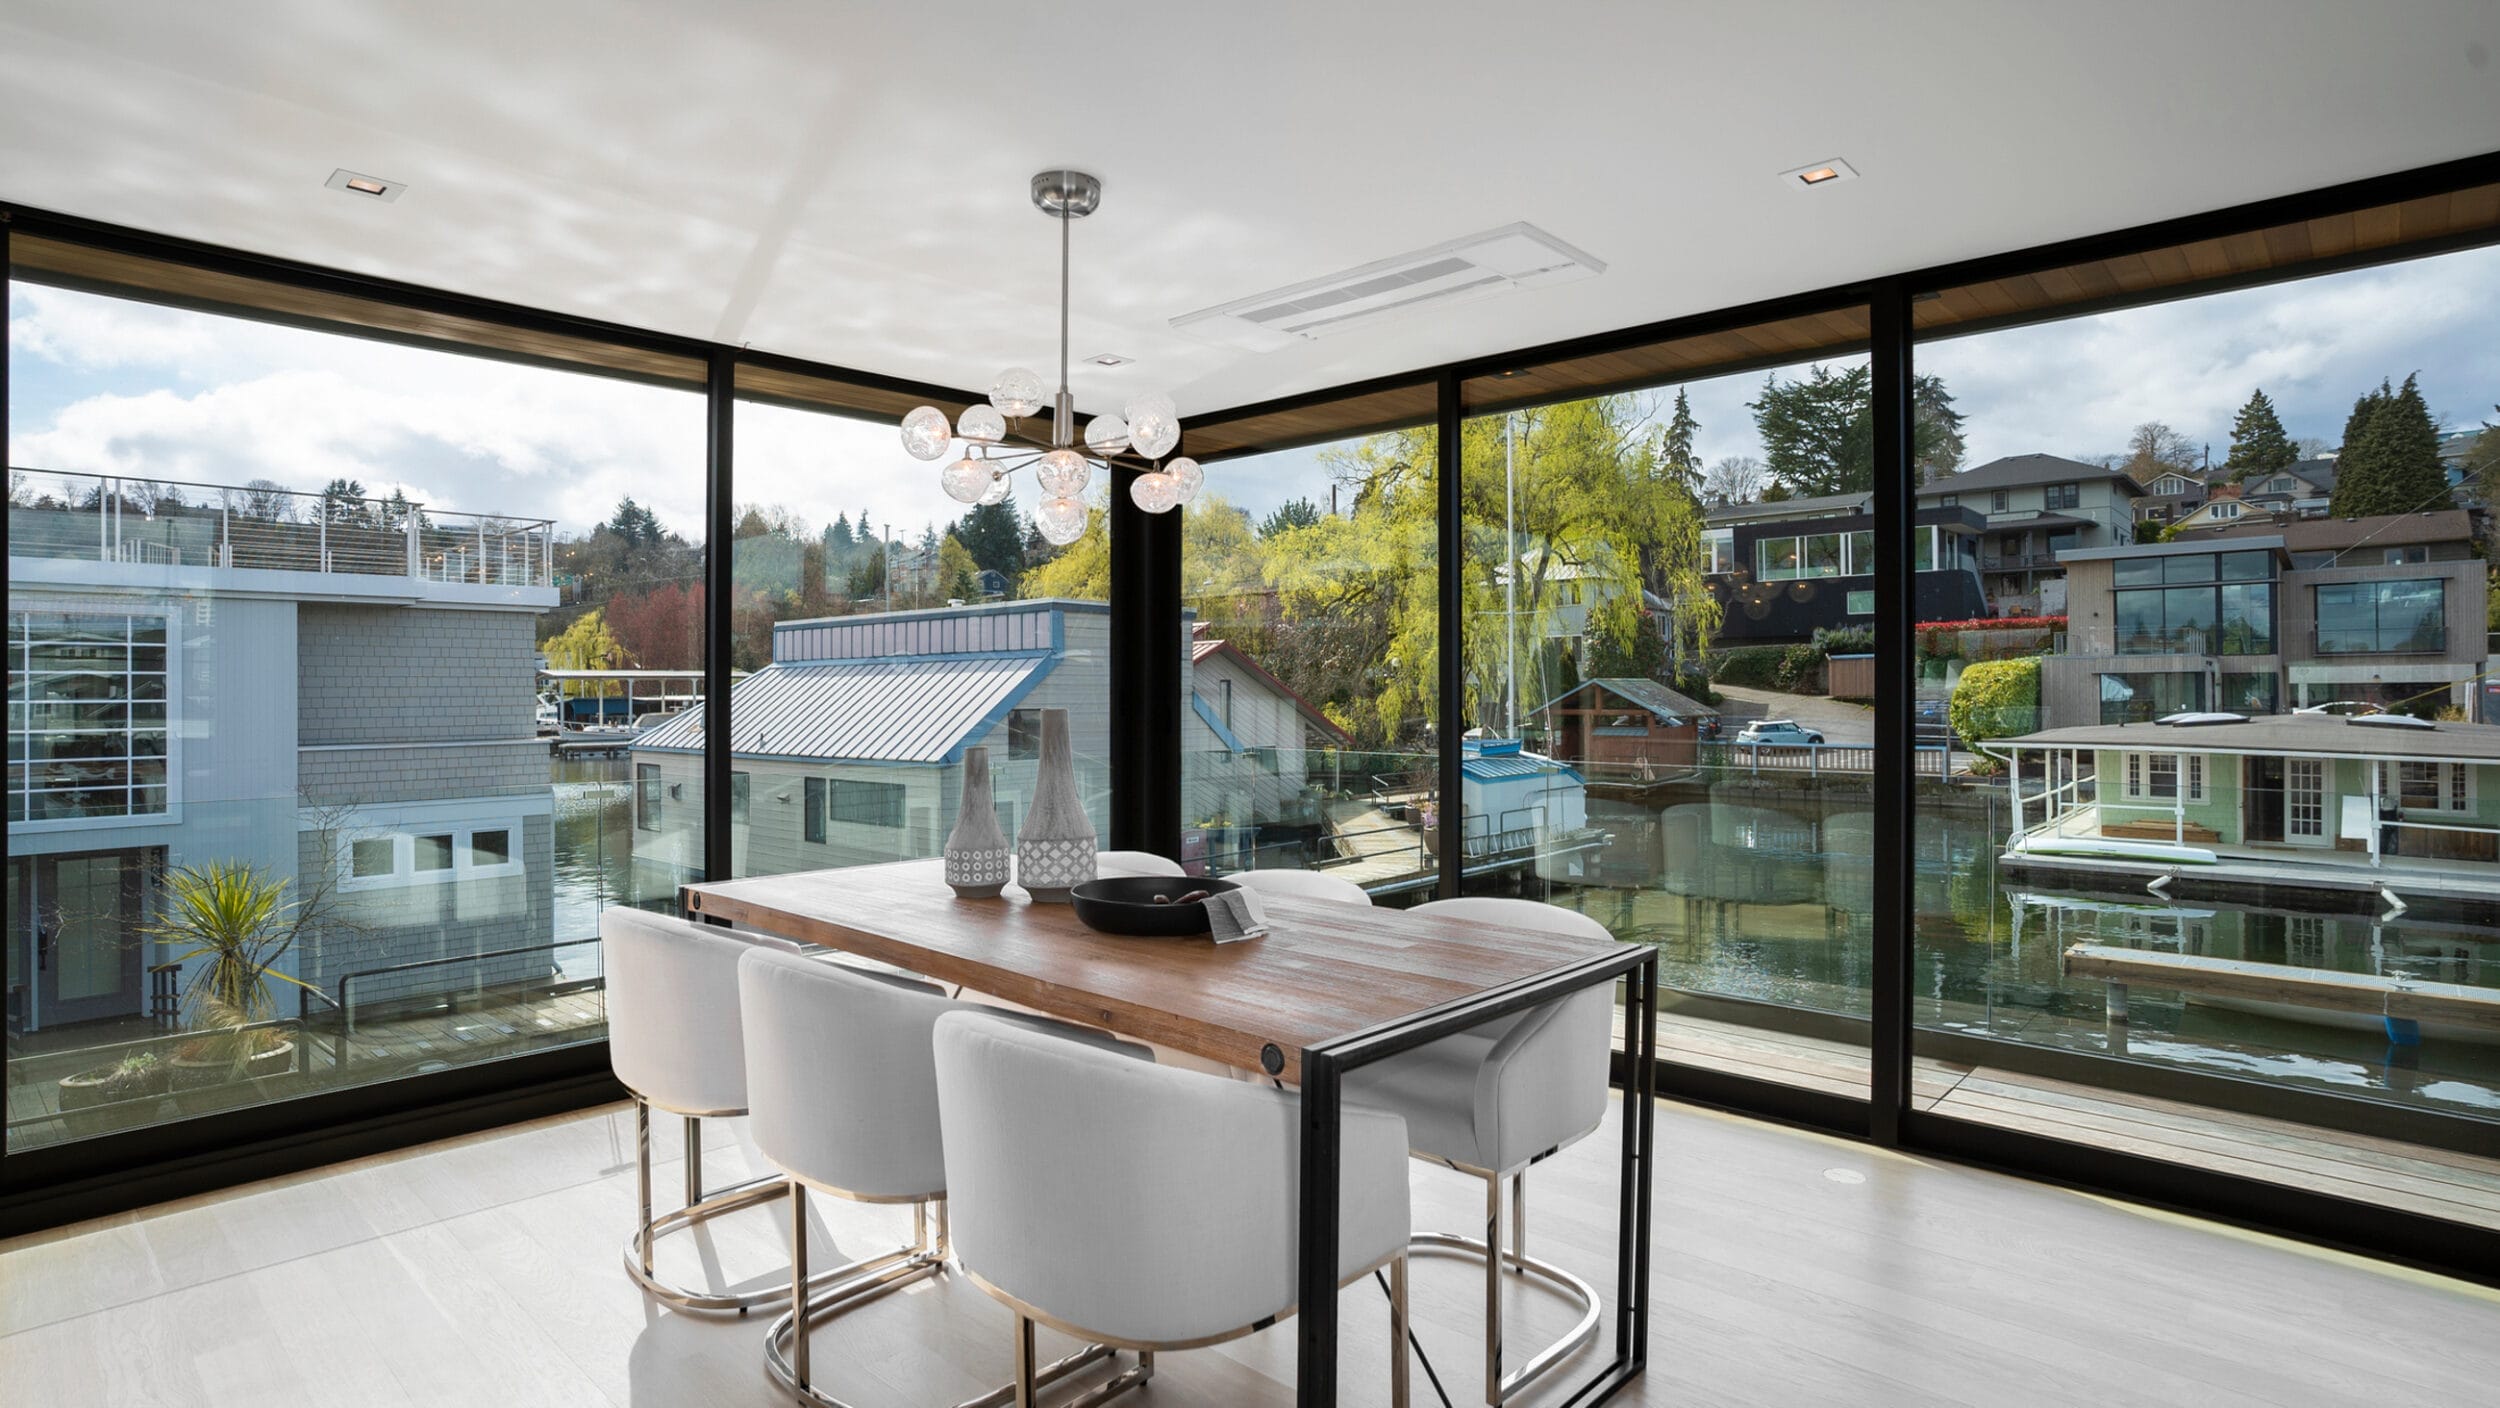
[1505,412,1518,739]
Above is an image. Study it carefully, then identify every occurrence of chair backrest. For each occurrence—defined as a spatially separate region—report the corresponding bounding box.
[1414,897,1618,1170]
[602,909,759,1115]
[1227,868,1373,907]
[737,945,957,1200]
[934,1010,1407,1346]
[1095,849,1186,877]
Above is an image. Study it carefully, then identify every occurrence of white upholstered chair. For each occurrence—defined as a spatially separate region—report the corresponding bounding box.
[1226,868,1374,908]
[1093,849,1186,877]
[738,946,1147,1408]
[1344,897,1617,1405]
[602,908,807,1313]
[934,1009,1415,1408]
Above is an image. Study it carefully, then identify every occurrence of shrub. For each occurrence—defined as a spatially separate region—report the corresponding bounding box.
[1776,641,1823,692]
[1948,657,2041,748]
[1811,624,1875,656]
[1710,646,1789,690]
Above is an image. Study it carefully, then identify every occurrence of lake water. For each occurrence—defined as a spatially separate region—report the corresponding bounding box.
[544,757,2500,1119]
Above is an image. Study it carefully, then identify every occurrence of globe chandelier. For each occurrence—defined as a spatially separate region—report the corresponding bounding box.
[900,169,1203,546]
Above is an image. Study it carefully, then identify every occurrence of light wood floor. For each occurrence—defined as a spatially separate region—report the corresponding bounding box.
[3,1094,2494,1407]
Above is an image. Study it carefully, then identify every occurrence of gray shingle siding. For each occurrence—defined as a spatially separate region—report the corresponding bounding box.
[298,605,537,745]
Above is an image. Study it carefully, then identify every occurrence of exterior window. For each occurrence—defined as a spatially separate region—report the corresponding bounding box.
[1220,677,1234,728]
[2377,761,2472,814]
[2219,672,2278,714]
[351,838,396,878]
[827,779,906,829]
[2045,482,2080,510]
[2217,584,2274,655]
[2100,675,2207,724]
[636,764,661,832]
[2123,751,2205,802]
[2218,550,2272,581]
[1914,528,1937,571]
[2211,502,2242,520]
[1701,528,1734,574]
[731,771,750,825]
[2384,544,2428,565]
[1757,538,1801,581]
[1991,490,2008,512]
[1845,531,1874,575]
[8,610,174,823]
[1939,494,1958,506]
[1008,708,1041,760]
[1846,590,1874,616]
[468,829,510,867]
[1800,533,1843,577]
[414,834,454,872]
[2315,580,2445,654]
[804,776,827,842]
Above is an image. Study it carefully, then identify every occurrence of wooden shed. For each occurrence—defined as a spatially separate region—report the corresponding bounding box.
[1537,678,1719,775]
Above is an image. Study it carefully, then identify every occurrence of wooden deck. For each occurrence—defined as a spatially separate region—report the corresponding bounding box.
[1641,1009,2500,1232]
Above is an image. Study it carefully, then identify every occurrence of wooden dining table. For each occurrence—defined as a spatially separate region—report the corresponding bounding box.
[681,858,1657,1407]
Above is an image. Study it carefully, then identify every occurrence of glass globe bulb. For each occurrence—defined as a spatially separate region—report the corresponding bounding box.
[990,367,1045,419]
[940,455,991,504]
[1083,414,1130,455]
[1036,495,1088,546]
[1123,391,1177,424]
[958,404,1007,444]
[1129,470,1181,514]
[977,469,1012,506]
[1165,456,1204,505]
[1124,393,1181,459]
[900,405,953,461]
[1036,448,1091,498]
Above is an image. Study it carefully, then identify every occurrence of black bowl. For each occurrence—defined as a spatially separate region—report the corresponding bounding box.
[1069,875,1241,938]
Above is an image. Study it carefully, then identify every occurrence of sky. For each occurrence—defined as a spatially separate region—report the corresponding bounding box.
[11,242,2498,540]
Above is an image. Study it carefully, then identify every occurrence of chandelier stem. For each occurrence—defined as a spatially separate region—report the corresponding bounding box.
[1054,194,1074,448]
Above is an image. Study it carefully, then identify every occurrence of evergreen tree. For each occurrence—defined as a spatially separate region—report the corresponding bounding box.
[2222,388,2298,481]
[1659,389,1701,492]
[2331,374,2452,517]
[319,478,372,527]
[827,512,853,550]
[952,500,1026,576]
[1749,365,1963,496]
[1258,497,1324,538]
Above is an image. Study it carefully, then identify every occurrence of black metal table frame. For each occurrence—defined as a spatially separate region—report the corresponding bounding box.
[1298,945,1659,1407]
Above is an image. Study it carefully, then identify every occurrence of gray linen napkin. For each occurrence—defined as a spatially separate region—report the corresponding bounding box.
[1206,885,1270,944]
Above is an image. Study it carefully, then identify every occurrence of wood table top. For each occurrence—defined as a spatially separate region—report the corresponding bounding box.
[681,859,1624,1080]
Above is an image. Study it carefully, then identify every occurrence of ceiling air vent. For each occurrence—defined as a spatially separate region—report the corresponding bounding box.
[1171,223,1603,351]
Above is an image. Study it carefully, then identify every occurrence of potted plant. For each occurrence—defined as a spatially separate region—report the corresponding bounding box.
[141,862,316,1104]
[57,1049,172,1134]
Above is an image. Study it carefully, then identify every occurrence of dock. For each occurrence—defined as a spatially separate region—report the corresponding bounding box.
[2062,942,2500,1039]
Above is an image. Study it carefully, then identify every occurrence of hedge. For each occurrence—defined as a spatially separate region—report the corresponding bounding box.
[1948,656,2041,745]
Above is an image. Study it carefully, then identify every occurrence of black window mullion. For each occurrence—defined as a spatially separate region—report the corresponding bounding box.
[701,351,734,884]
[1869,280,1916,1145]
[1434,369,1463,898]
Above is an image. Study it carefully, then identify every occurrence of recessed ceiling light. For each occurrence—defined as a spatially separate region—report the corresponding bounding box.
[1086,353,1135,367]
[1779,158,1858,191]
[325,168,407,202]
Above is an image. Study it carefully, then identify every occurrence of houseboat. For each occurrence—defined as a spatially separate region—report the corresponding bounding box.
[1988,711,2500,913]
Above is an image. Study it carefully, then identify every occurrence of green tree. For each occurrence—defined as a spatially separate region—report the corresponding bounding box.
[1948,657,2041,752]
[543,608,625,674]
[827,512,854,550]
[953,500,1027,578]
[1258,497,1323,538]
[1659,388,1701,493]
[2331,374,2453,517]
[2222,388,2298,481]
[1750,365,1963,495]
[604,496,663,548]
[318,477,371,527]
[938,535,981,601]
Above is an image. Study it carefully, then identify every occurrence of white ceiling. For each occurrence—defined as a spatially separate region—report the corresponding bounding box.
[3,1,2496,420]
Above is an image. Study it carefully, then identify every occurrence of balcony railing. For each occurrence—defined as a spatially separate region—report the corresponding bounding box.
[8,468,554,587]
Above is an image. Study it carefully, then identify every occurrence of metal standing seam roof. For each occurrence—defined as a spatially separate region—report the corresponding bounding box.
[633,654,1050,764]
[1537,677,1719,720]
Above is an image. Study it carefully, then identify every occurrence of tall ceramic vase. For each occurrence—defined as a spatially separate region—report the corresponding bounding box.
[1015,708,1096,902]
[944,745,1010,899]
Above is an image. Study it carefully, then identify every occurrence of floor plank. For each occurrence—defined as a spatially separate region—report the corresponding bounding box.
[4,1093,2495,1408]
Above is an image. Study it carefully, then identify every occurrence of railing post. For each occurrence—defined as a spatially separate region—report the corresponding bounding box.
[99,479,111,560]
[320,510,329,573]
[476,518,487,584]
[406,513,420,577]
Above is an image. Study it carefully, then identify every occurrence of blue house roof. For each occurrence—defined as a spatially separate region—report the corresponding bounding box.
[1461,738,1584,785]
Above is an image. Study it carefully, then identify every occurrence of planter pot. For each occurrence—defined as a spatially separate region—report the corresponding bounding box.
[57,1061,173,1136]
[169,1040,298,1114]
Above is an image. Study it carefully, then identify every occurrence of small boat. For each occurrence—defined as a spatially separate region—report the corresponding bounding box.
[2010,834,2218,866]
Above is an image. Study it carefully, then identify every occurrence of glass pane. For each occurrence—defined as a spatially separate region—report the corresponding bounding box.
[1464,330,1876,1097]
[1915,239,2498,1220]
[7,278,703,1150]
[1184,423,1437,888]
[725,398,1111,883]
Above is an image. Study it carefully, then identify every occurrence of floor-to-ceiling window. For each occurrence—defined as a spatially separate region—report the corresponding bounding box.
[5,254,705,1150]
[1908,235,2499,1220]
[716,374,1110,885]
[1181,413,1438,889]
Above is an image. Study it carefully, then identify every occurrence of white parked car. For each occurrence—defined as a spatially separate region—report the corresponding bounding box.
[1734,719,1825,746]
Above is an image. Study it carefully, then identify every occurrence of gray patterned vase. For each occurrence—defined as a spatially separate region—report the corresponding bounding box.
[1014,708,1096,902]
[944,745,1010,899]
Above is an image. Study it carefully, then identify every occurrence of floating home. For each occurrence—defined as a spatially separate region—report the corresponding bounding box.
[1991,712,2500,909]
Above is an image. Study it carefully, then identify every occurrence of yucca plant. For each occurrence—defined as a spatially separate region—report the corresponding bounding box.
[141,862,317,1072]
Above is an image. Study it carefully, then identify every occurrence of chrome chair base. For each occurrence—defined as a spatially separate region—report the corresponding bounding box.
[1411,1169,1601,1405]
[624,1098,869,1316]
[767,1184,1127,1408]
